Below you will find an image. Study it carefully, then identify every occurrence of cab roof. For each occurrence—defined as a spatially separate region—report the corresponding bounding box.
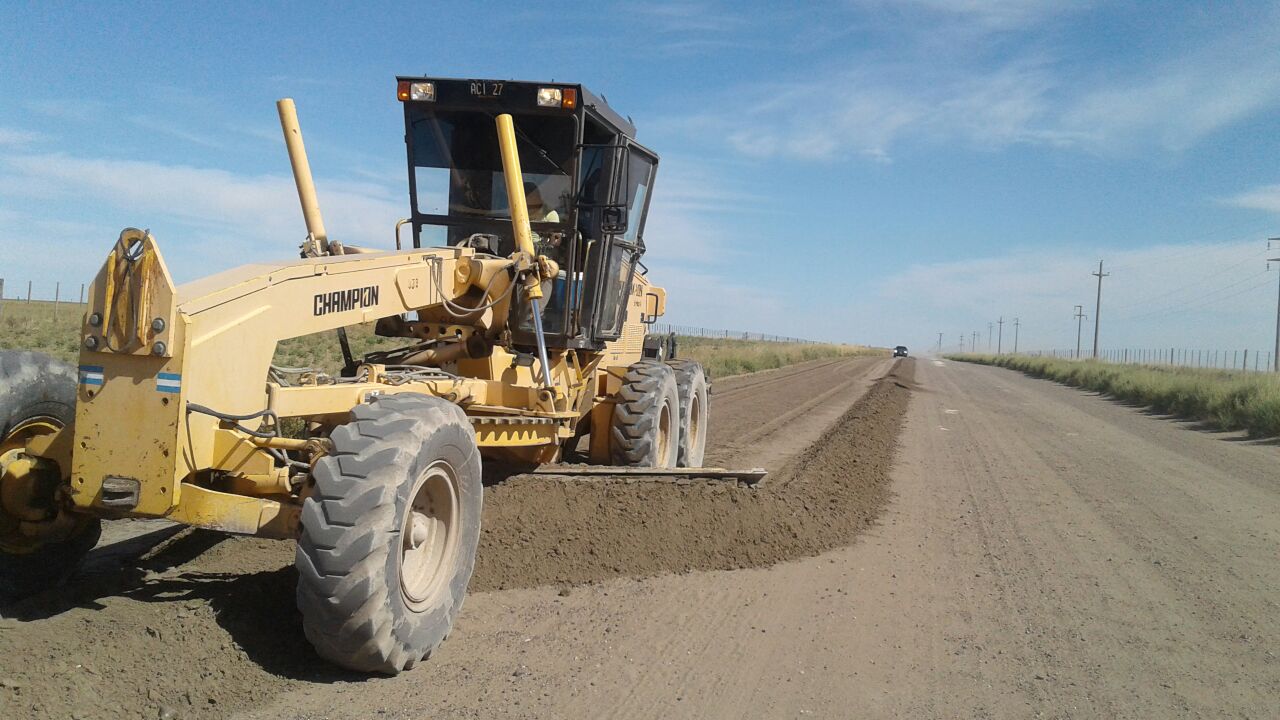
[395,75,637,139]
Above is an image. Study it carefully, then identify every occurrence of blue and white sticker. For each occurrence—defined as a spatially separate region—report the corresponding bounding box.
[156,372,182,394]
[78,365,104,387]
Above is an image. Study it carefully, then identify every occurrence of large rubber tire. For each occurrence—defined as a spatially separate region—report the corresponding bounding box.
[0,351,102,600]
[295,394,482,674]
[666,360,709,468]
[610,361,680,468]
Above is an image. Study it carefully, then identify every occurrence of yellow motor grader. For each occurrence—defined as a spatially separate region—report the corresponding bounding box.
[0,77,747,673]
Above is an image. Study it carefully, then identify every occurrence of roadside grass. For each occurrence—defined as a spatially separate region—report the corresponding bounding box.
[0,301,84,364]
[676,336,881,377]
[948,353,1280,438]
[1,299,880,376]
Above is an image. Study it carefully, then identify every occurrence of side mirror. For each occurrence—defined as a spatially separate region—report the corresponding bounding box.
[601,205,628,234]
[640,291,661,324]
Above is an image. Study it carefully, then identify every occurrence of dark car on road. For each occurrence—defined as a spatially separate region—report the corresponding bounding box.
[893,346,909,357]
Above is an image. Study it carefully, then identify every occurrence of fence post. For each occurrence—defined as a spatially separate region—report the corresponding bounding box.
[79,283,85,304]
[1243,349,1248,371]
[26,280,32,304]
[53,282,60,320]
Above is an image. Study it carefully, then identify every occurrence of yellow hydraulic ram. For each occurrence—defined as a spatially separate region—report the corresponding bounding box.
[495,112,553,387]
[277,98,330,255]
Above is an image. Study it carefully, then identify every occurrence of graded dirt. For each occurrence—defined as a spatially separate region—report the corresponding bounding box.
[0,356,907,720]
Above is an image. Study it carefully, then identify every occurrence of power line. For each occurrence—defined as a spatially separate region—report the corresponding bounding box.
[1116,267,1274,320]
[1268,237,1280,371]
[1073,305,1087,359]
[1092,260,1109,358]
[1109,245,1270,313]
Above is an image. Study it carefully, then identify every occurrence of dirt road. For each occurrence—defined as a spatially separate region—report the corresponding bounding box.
[4,355,1277,718]
[0,355,899,719]
[221,357,1279,719]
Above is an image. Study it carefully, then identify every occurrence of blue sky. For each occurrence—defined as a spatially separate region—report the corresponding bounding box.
[4,1,1280,353]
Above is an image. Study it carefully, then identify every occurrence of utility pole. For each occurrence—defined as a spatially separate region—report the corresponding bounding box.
[973,331,979,351]
[937,332,943,354]
[960,334,965,352]
[997,317,1005,354]
[1013,317,1020,354]
[1091,260,1109,359]
[1073,305,1087,359]
[1269,239,1280,371]
[987,322,993,351]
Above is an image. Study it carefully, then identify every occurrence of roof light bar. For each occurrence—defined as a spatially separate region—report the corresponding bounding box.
[536,87,562,107]
[397,81,436,102]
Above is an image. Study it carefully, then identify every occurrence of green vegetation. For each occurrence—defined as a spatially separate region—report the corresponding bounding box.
[1,299,878,377]
[677,336,880,378]
[949,353,1280,438]
[0,301,84,363]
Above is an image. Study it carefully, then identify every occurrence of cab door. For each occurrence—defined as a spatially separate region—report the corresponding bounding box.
[583,142,658,341]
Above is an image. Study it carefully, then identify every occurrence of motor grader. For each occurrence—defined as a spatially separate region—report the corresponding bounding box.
[0,77,740,673]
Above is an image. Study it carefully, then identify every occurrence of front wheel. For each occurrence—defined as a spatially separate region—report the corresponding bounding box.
[295,394,482,674]
[1,350,101,601]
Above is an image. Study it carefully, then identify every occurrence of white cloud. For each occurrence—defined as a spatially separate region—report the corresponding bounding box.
[903,0,1080,27]
[0,152,406,283]
[646,265,788,332]
[688,4,1280,162]
[1221,184,1280,215]
[0,128,42,147]
[851,236,1280,353]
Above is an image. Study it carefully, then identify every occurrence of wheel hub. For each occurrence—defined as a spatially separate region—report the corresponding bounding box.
[408,512,432,549]
[398,462,459,611]
[0,449,59,522]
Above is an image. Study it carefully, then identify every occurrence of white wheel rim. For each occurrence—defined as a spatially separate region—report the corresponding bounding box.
[399,460,459,612]
[657,399,673,466]
[687,391,702,459]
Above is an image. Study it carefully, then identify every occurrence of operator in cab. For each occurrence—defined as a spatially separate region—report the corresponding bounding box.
[525,182,559,223]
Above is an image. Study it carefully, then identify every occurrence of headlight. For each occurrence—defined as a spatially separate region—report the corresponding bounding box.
[537,87,562,107]
[410,82,436,101]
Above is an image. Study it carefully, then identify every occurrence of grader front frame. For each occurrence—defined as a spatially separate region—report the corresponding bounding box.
[0,77,745,674]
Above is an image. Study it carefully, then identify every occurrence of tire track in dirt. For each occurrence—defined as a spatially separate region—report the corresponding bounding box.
[708,357,849,401]
[0,356,910,720]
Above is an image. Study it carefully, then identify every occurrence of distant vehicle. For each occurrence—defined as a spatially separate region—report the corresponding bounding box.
[893,346,909,357]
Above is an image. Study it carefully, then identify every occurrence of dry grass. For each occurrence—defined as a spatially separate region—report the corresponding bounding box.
[0,300,84,363]
[676,336,881,377]
[0,299,879,377]
[949,353,1280,438]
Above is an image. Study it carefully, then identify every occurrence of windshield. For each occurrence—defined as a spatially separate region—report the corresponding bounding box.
[409,108,575,224]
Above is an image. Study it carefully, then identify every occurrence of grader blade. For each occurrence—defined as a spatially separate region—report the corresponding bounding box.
[529,465,767,485]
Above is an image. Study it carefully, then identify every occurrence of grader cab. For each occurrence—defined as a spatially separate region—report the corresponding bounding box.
[0,77,753,673]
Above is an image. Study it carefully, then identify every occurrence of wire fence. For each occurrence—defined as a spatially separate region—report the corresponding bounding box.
[1,280,86,304]
[0,279,88,321]
[653,323,820,344]
[3,280,822,346]
[1022,348,1277,373]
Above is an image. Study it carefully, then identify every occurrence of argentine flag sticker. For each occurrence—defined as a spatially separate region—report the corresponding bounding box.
[156,372,182,394]
[78,365,104,387]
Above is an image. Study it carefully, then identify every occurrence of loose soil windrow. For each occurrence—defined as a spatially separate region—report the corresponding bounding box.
[0,357,911,720]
